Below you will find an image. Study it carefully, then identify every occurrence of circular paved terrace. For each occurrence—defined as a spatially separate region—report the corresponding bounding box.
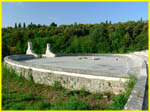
[8,55,132,78]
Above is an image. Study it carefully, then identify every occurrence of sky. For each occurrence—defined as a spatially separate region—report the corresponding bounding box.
[2,2,148,27]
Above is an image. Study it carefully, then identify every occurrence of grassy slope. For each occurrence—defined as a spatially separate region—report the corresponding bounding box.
[2,64,136,110]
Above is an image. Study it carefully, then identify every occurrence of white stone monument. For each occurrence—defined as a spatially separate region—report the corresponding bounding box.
[45,43,55,58]
[26,42,38,57]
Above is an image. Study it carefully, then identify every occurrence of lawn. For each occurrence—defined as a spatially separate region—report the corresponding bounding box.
[2,64,136,110]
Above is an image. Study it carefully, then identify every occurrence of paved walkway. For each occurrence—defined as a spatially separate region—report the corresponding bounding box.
[134,54,148,110]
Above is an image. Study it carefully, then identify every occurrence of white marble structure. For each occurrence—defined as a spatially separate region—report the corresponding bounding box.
[26,42,38,57]
[44,43,55,58]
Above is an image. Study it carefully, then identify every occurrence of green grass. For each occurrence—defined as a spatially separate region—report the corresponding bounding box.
[50,96,89,110]
[105,75,137,110]
[2,64,137,110]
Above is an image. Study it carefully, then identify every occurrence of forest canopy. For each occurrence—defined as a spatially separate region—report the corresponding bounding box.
[2,20,148,58]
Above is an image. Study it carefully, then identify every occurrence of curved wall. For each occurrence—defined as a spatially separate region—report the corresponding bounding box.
[4,54,129,94]
[4,53,148,110]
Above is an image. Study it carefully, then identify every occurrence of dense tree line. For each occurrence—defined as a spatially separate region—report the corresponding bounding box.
[2,20,148,58]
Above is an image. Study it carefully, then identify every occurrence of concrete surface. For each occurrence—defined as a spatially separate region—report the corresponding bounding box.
[23,56,130,78]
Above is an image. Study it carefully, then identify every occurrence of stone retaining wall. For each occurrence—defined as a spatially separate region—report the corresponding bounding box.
[4,55,128,94]
[4,52,148,110]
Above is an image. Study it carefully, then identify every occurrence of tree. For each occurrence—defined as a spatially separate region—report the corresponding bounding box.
[50,22,57,27]
[109,21,112,24]
[2,20,148,57]
[140,17,143,23]
[111,26,126,52]
[122,32,131,49]
[2,40,10,59]
[15,23,17,28]
[68,36,81,53]
[135,32,148,50]
[18,23,21,28]
[106,20,108,24]
[90,25,110,53]
[28,22,37,29]
[74,22,77,26]
[23,22,26,28]
[133,23,143,37]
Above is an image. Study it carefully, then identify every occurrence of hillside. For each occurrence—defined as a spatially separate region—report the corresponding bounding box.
[2,20,148,58]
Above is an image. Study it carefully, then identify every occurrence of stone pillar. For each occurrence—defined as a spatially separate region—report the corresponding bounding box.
[45,43,55,57]
[26,42,38,57]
